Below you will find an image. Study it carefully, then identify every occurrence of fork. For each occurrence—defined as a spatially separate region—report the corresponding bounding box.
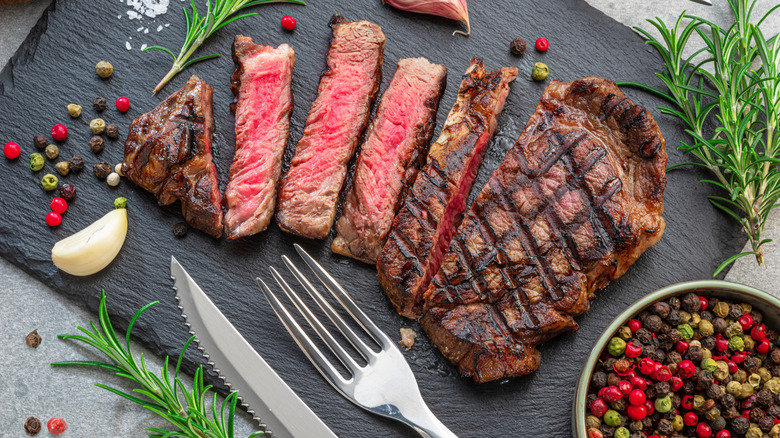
[257,244,458,438]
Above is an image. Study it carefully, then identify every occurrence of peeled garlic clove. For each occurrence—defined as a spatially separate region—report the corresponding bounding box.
[383,0,470,36]
[51,208,128,276]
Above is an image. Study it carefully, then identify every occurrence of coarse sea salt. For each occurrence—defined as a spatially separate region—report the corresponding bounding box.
[126,41,132,50]
[126,0,169,19]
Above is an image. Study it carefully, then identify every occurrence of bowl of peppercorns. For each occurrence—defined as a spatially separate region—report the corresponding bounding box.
[574,280,780,438]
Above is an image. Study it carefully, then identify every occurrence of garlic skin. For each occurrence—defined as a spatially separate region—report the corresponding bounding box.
[51,208,128,276]
[383,0,470,36]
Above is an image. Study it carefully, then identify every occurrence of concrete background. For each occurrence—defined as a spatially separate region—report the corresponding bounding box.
[1,0,779,436]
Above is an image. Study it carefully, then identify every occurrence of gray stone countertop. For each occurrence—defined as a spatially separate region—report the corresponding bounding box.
[1,0,779,436]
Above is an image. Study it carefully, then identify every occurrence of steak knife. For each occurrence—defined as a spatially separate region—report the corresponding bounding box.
[170,256,338,438]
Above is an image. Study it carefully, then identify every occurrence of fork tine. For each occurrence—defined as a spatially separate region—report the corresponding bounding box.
[282,255,377,360]
[256,277,349,388]
[294,244,394,349]
[270,267,363,373]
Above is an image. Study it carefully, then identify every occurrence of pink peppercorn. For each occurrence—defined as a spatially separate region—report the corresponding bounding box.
[739,313,754,330]
[696,422,713,438]
[51,124,68,141]
[602,386,622,403]
[589,398,608,417]
[4,141,20,159]
[676,340,690,354]
[716,430,731,438]
[684,412,699,427]
[630,376,647,390]
[699,296,708,311]
[618,380,632,396]
[678,360,695,379]
[627,404,647,421]
[757,339,770,354]
[625,342,642,358]
[751,324,767,341]
[627,319,641,333]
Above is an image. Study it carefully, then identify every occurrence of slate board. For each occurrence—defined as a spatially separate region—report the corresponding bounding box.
[0,0,746,436]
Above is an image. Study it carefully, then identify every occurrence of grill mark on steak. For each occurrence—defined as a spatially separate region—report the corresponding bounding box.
[123,75,223,237]
[332,57,447,263]
[377,58,517,319]
[223,37,295,239]
[276,15,385,239]
[420,77,667,383]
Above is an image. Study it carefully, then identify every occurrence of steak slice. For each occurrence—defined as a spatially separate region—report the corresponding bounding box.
[276,15,385,239]
[331,57,448,264]
[223,36,295,239]
[377,58,518,318]
[421,77,667,383]
[123,75,223,237]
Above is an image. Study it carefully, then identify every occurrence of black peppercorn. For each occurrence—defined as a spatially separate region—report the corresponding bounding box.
[683,380,696,395]
[701,335,716,351]
[757,388,773,406]
[59,183,76,201]
[33,134,47,150]
[172,222,189,238]
[611,398,626,412]
[744,356,760,374]
[713,317,728,333]
[94,161,111,179]
[666,351,682,364]
[723,405,739,420]
[645,315,663,333]
[706,384,723,400]
[601,426,615,438]
[700,310,714,321]
[751,309,763,326]
[668,296,681,310]
[731,416,750,434]
[665,309,682,326]
[652,349,666,364]
[636,328,652,344]
[711,416,726,431]
[68,154,85,172]
[688,345,703,362]
[759,415,774,432]
[729,304,744,320]
[591,371,607,389]
[681,292,700,313]
[767,405,780,418]
[509,38,527,56]
[90,136,104,153]
[25,329,41,348]
[654,381,670,398]
[93,96,107,112]
[653,301,671,318]
[772,365,780,377]
[770,349,780,364]
[24,416,41,435]
[106,123,120,139]
[750,407,766,423]
[721,393,737,408]
[657,418,673,435]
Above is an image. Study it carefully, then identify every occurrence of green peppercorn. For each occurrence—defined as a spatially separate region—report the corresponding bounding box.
[586,415,601,429]
[531,62,549,81]
[705,406,721,422]
[693,394,706,410]
[759,368,771,383]
[617,325,632,340]
[702,357,718,372]
[114,196,127,209]
[699,319,714,337]
[67,103,82,118]
[680,310,692,324]
[690,312,701,328]
[45,144,59,160]
[29,153,44,171]
[726,322,744,338]
[678,323,694,340]
[655,395,672,413]
[734,369,748,383]
[90,118,106,135]
[714,361,729,380]
[727,380,743,396]
[740,302,753,313]
[603,409,621,427]
[41,173,58,191]
[714,301,730,318]
[729,335,745,351]
[608,337,627,356]
[672,414,683,431]
[749,373,762,389]
[701,347,712,361]
[747,425,763,438]
[767,377,780,395]
[614,426,630,438]
[741,382,754,397]
[95,60,114,78]
[744,335,756,351]
[54,161,70,176]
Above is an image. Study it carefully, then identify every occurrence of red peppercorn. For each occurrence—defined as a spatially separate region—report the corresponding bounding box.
[589,398,608,417]
[716,431,731,438]
[751,324,767,341]
[618,380,632,396]
[727,361,738,374]
[684,412,699,427]
[757,339,770,354]
[46,212,62,227]
[602,386,623,403]
[628,319,641,333]
[535,37,549,52]
[699,296,709,311]
[671,376,684,391]
[696,422,713,438]
[630,376,647,390]
[281,15,297,31]
[4,141,20,159]
[47,418,67,434]
[682,395,694,410]
[638,358,655,375]
[739,313,754,330]
[653,365,672,381]
[741,395,757,410]
[50,197,68,214]
[625,342,642,358]
[648,436,661,438]
[732,352,746,363]
[116,96,130,112]
[628,389,646,406]
[51,124,68,141]
[676,340,690,354]
[644,399,655,416]
[678,360,695,379]
[627,404,647,421]
[715,336,729,351]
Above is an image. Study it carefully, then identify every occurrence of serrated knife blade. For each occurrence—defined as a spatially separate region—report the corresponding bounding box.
[170,256,338,438]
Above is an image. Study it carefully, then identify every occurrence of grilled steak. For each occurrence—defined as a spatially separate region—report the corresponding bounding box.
[123,75,223,237]
[223,37,295,239]
[421,77,667,383]
[276,15,385,239]
[331,57,447,264]
[377,58,518,318]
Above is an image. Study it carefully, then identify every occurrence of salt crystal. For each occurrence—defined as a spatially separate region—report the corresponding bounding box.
[137,26,144,31]
[126,41,132,50]
[144,28,149,34]
[141,44,148,51]
[157,25,163,32]
[117,14,122,19]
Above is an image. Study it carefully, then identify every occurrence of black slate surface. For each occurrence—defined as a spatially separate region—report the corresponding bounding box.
[0,1,745,436]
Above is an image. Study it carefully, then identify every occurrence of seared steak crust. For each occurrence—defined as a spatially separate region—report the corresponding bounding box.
[123,75,223,237]
[420,77,667,383]
[377,58,517,318]
[276,15,385,239]
[332,57,447,264]
[223,37,295,239]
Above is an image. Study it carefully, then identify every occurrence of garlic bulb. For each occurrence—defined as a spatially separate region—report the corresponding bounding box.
[383,0,470,36]
[51,208,128,276]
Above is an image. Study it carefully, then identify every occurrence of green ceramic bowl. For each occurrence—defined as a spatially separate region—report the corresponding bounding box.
[573,280,780,437]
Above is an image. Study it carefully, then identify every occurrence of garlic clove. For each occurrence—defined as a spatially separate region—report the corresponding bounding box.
[383,0,470,36]
[51,208,128,276]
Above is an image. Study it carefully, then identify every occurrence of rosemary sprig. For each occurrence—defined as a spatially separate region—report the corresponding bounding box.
[145,0,305,94]
[620,0,780,275]
[53,291,263,438]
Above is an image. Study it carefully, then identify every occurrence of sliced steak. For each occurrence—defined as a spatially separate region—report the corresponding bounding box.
[276,15,385,239]
[223,36,295,239]
[332,57,447,264]
[377,58,517,318]
[421,77,667,383]
[123,75,223,237]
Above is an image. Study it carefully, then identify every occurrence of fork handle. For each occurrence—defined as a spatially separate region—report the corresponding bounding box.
[401,403,459,438]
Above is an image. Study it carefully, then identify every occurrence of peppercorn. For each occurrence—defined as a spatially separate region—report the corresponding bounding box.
[531,62,549,81]
[67,103,82,118]
[714,301,730,318]
[701,310,714,322]
[690,312,702,328]
[734,369,748,383]
[727,381,743,397]
[712,416,727,432]
[54,161,70,176]
[646,315,663,333]
[768,404,780,417]
[93,96,107,112]
[702,357,719,372]
[653,301,670,318]
[705,406,721,422]
[607,372,621,387]
[722,393,736,408]
[743,335,756,351]
[29,153,44,171]
[41,173,58,191]
[655,395,672,413]
[604,410,621,427]
[510,38,527,56]
[592,371,608,389]
[68,154,84,172]
[713,317,728,333]
[33,134,47,150]
[680,310,692,324]
[614,427,630,438]
[693,394,706,411]
[745,356,760,374]
[172,222,189,238]
[45,144,59,160]
[759,416,774,432]
[89,136,104,153]
[115,163,124,176]
[95,60,114,78]
[731,416,750,434]
[113,196,127,209]
[58,183,76,201]
[608,337,627,356]
[745,425,762,438]
[611,398,627,412]
[689,345,704,361]
[107,172,120,187]
[672,414,683,431]
[767,378,780,395]
[24,416,41,435]
[25,329,41,348]
[729,336,745,351]
[679,323,694,340]
[680,293,699,313]
[90,118,106,135]
[94,161,111,179]
[700,319,715,337]
[729,304,744,320]
[707,383,724,400]
[586,415,601,429]
[666,309,682,326]
[751,309,763,327]
[757,388,773,405]
[106,123,120,139]
[741,382,754,397]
